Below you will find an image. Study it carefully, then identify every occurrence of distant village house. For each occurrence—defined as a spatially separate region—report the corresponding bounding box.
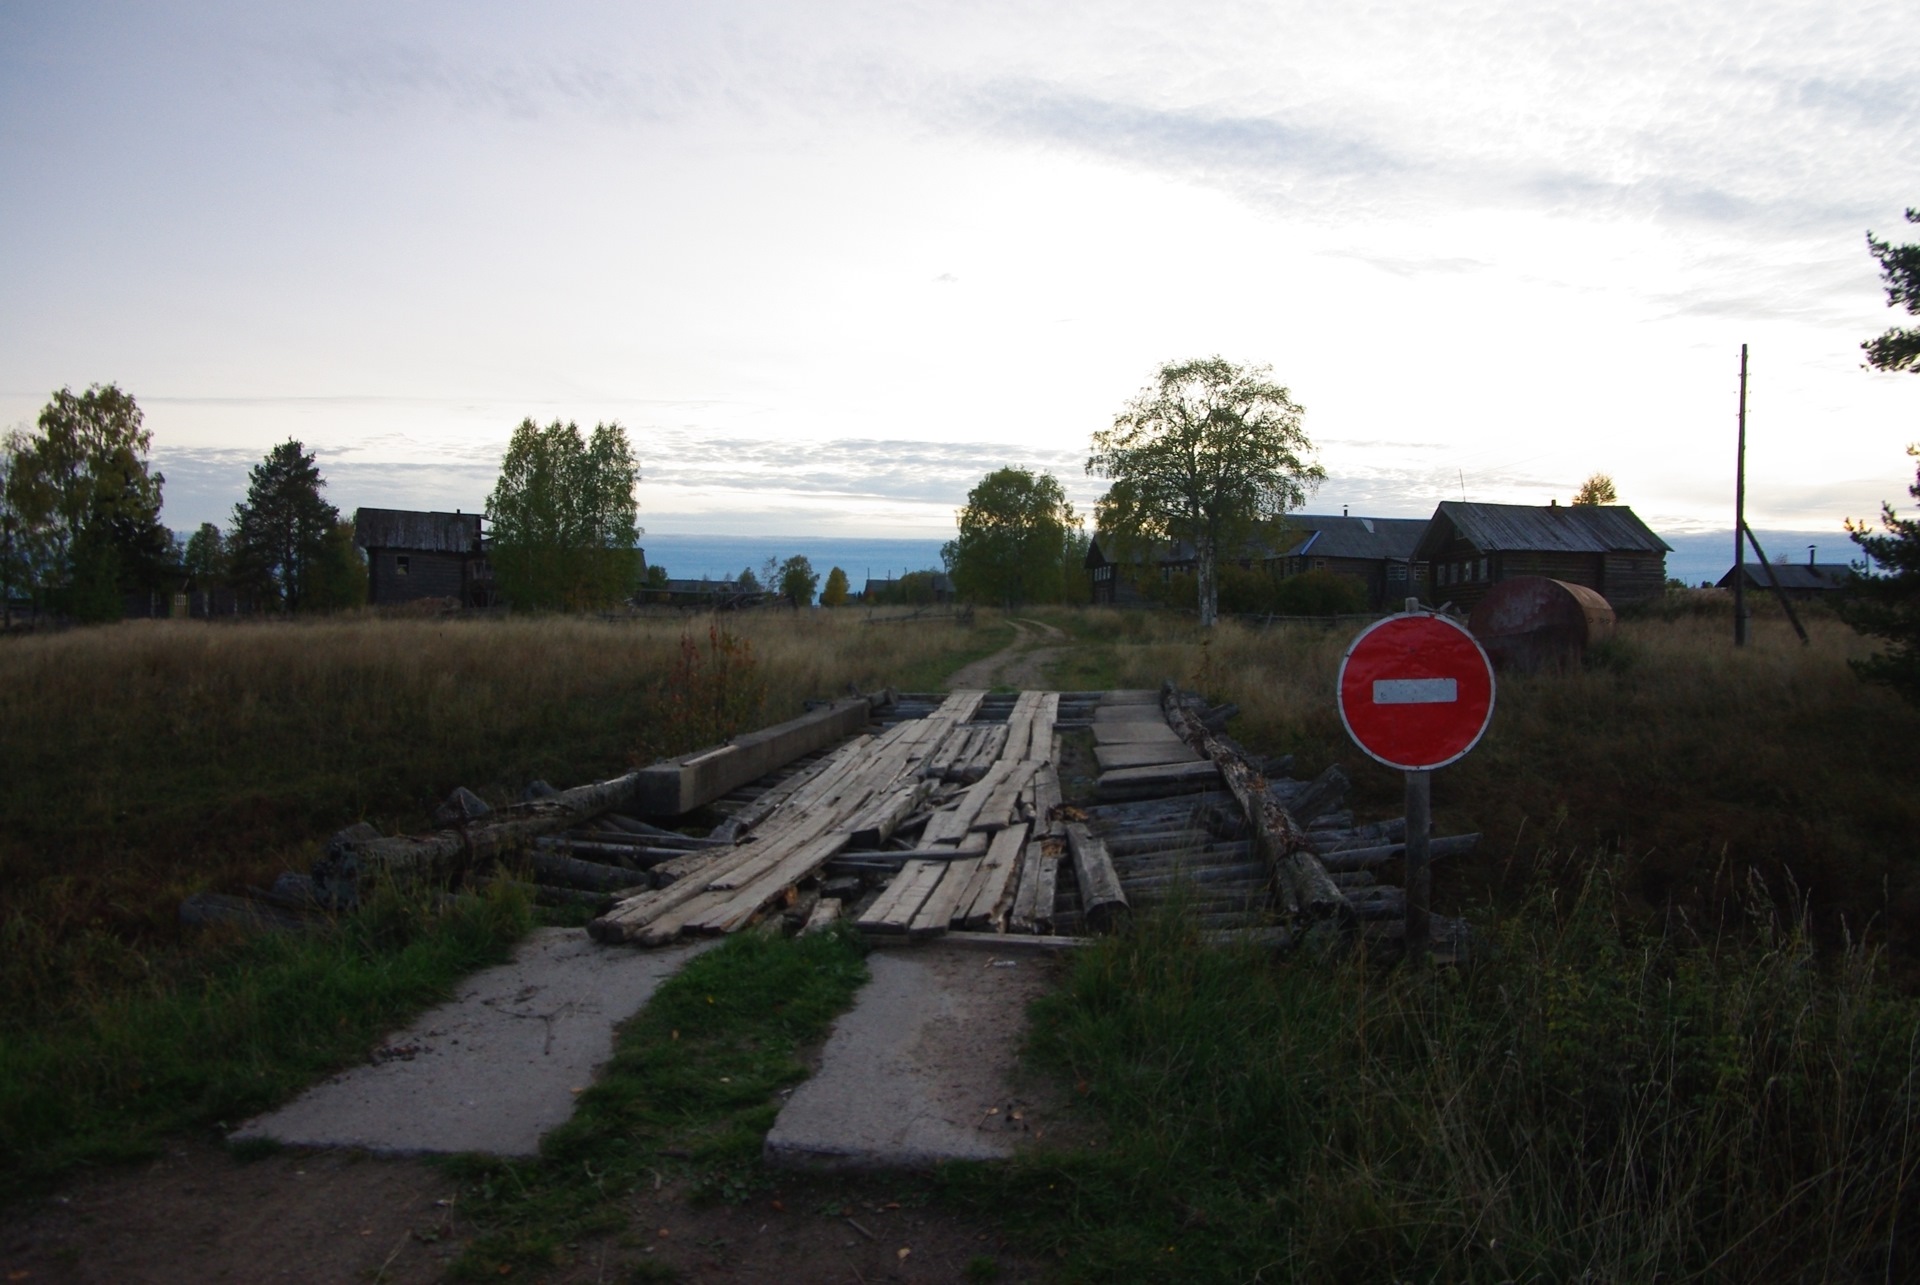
[1716,554,1855,600]
[353,508,493,608]
[1413,501,1669,610]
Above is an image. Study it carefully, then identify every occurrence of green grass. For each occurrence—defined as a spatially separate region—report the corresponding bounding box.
[944,872,1920,1281]
[0,881,533,1201]
[447,926,870,1277]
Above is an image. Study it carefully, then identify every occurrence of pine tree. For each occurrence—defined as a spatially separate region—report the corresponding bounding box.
[229,440,340,613]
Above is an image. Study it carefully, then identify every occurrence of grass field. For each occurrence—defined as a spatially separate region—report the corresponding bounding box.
[6,595,1919,1281]
[1033,596,1920,965]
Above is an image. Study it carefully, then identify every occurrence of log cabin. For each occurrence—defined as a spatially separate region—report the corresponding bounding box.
[1414,501,1669,610]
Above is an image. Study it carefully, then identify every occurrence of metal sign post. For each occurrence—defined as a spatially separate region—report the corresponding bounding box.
[1337,600,1496,964]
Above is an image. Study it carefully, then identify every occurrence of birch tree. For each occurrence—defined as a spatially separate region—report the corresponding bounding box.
[1088,357,1323,627]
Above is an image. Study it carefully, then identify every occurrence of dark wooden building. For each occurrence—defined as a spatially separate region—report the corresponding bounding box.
[1716,561,1855,600]
[1413,501,1669,610]
[353,508,492,607]
[1083,533,1157,605]
[1268,514,1431,608]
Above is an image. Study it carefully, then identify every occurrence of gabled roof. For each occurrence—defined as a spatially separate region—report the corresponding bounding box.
[1413,502,1669,561]
[1276,514,1429,562]
[1716,562,1854,592]
[353,508,482,554]
[863,572,953,595]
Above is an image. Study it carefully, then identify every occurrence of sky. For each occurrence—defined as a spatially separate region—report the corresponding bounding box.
[3,1,1918,550]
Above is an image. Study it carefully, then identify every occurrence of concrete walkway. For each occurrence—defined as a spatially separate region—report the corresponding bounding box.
[232,930,712,1157]
[765,941,1065,1170]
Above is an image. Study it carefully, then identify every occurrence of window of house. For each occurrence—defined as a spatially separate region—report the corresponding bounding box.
[1480,557,1489,581]
[396,555,411,576]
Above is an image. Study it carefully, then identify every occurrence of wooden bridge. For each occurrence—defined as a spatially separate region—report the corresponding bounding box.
[276,687,1475,958]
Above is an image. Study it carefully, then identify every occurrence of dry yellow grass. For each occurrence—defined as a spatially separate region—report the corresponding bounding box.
[1037,600,1920,959]
[0,609,996,1018]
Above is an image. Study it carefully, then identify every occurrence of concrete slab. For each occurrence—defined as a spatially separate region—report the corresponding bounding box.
[1094,741,1202,771]
[232,930,712,1157]
[1091,720,1184,745]
[1092,704,1168,723]
[765,943,1061,1171]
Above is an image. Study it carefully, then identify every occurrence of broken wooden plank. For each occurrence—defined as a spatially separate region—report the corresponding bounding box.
[857,860,948,934]
[1316,833,1480,872]
[907,858,982,938]
[957,822,1030,931]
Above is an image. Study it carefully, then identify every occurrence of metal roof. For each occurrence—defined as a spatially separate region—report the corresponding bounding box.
[1276,514,1429,562]
[1716,562,1854,591]
[1413,502,1670,560]
[353,508,482,554]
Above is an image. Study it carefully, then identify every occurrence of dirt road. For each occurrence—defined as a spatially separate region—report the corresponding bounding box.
[943,618,1072,690]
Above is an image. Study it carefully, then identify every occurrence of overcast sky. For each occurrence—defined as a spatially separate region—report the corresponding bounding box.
[3,1,1917,541]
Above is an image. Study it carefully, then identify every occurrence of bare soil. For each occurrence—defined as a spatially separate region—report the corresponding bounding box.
[943,619,1071,691]
[1,1137,1050,1283]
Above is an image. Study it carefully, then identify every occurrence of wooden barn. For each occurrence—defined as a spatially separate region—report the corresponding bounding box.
[1413,501,1669,610]
[1268,514,1431,609]
[1083,533,1157,605]
[1716,560,1855,600]
[353,508,493,608]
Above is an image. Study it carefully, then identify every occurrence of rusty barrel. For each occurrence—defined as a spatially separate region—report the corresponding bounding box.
[1467,576,1615,672]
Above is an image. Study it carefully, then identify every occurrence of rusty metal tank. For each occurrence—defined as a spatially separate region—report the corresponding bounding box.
[1468,576,1615,672]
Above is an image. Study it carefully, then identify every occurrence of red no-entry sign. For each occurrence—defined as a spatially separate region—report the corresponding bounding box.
[1338,612,1496,771]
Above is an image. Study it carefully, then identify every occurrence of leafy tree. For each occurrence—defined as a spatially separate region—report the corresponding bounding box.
[1573,473,1619,506]
[642,563,671,603]
[182,522,228,591]
[3,384,171,621]
[737,565,760,592]
[1839,447,1920,703]
[486,419,642,611]
[1863,208,1920,373]
[305,519,368,611]
[943,467,1080,607]
[1088,357,1323,627]
[777,554,819,608]
[820,566,850,607]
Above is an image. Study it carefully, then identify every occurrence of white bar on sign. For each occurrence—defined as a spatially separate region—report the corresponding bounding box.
[1373,677,1457,705]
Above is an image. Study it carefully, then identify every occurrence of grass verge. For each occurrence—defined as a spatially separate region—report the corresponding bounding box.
[0,881,533,1201]
[945,871,1920,1281]
[447,926,869,1277]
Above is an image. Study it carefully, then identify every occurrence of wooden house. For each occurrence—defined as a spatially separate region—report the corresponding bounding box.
[1716,560,1855,600]
[1412,501,1669,610]
[353,508,492,608]
[1268,514,1431,609]
[861,572,954,605]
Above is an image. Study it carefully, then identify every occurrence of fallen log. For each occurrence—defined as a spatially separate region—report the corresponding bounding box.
[518,850,651,893]
[1063,822,1129,933]
[1161,686,1351,924]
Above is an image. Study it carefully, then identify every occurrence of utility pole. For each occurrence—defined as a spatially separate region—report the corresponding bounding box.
[1734,344,1749,647]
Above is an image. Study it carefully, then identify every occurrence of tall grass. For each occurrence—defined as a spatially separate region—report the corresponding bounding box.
[0,881,533,1200]
[0,610,989,1025]
[1031,603,1920,962]
[953,874,1920,1281]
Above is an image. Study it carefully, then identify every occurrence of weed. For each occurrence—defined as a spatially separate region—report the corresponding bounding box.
[948,873,1920,1281]
[449,927,868,1276]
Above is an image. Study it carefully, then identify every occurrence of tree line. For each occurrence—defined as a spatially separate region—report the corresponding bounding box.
[1,386,362,621]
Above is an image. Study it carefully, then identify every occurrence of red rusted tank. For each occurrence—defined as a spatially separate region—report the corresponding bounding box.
[1468,576,1615,672]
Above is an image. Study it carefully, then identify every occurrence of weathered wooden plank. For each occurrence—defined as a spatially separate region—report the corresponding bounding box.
[920,759,1016,845]
[800,897,842,936]
[953,724,1010,782]
[857,860,947,934]
[907,858,981,938]
[682,833,853,936]
[969,760,1039,833]
[1064,821,1129,933]
[1317,833,1480,871]
[958,822,1030,931]
[1022,692,1059,763]
[842,779,931,847]
[1095,759,1223,800]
